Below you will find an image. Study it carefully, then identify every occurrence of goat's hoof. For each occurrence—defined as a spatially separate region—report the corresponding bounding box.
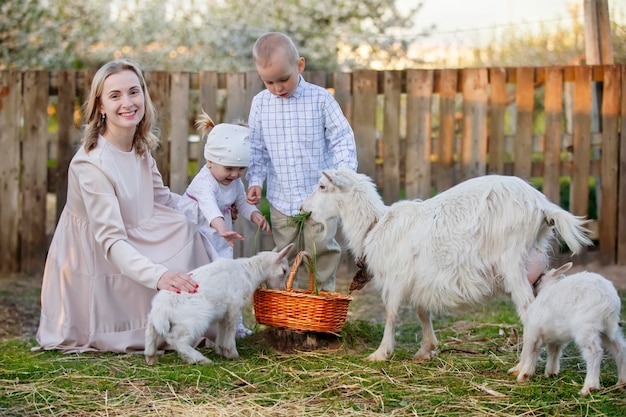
[145,356,157,366]
[579,385,599,396]
[191,357,212,365]
[507,366,520,376]
[223,353,240,360]
[366,352,388,362]
[413,350,434,363]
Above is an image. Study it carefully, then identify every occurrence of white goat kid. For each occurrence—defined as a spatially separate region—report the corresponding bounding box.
[144,244,294,365]
[301,168,592,362]
[509,262,626,396]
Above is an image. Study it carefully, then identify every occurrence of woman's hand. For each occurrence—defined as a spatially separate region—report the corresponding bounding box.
[157,270,199,294]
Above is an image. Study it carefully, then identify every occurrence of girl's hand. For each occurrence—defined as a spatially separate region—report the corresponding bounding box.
[220,230,244,247]
[157,270,199,294]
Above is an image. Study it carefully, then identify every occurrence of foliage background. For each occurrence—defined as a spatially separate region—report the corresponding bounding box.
[1,0,624,72]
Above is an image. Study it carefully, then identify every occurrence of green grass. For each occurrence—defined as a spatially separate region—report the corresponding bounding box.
[2,295,626,416]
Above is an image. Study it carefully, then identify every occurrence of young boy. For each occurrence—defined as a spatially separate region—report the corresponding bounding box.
[245,32,358,292]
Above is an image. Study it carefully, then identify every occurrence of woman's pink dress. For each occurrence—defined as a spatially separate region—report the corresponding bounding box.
[36,136,210,353]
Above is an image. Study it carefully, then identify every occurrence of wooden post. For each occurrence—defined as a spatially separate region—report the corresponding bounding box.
[584,0,615,262]
[584,0,614,65]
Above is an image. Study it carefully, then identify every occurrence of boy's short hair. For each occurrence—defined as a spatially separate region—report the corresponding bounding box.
[253,32,299,66]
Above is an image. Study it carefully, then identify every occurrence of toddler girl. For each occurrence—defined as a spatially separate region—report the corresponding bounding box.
[177,111,270,338]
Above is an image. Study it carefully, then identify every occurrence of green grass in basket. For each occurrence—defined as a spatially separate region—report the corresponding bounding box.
[286,212,320,295]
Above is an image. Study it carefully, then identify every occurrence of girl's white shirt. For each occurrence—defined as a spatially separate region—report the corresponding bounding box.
[177,165,259,260]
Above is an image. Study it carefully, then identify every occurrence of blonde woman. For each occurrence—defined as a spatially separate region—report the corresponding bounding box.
[36,59,211,353]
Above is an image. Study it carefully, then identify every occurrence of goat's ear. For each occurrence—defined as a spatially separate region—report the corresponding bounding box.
[277,243,295,260]
[322,171,334,183]
[322,170,349,190]
[553,262,573,275]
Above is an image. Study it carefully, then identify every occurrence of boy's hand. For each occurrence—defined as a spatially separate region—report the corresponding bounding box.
[247,186,262,205]
[251,211,271,232]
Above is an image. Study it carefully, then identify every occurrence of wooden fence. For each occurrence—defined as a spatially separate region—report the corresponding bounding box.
[0,65,625,274]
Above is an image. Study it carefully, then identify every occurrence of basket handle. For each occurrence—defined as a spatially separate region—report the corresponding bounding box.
[285,251,316,293]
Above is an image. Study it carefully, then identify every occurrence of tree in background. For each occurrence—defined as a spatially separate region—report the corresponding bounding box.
[2,0,623,71]
[0,0,106,69]
[0,0,423,71]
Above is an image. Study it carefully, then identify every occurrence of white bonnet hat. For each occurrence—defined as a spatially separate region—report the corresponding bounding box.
[204,123,251,167]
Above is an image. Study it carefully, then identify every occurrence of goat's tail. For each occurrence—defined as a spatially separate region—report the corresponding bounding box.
[545,207,593,254]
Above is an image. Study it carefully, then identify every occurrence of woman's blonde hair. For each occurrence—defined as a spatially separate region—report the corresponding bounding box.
[81,59,159,156]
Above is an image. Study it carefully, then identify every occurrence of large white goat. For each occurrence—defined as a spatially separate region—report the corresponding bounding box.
[301,168,592,362]
[509,262,626,396]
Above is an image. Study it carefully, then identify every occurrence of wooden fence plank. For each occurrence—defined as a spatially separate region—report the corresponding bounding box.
[405,69,433,200]
[598,65,620,264]
[333,72,352,124]
[514,67,535,179]
[21,70,50,272]
[618,66,626,265]
[146,71,171,185]
[245,70,264,120]
[571,66,592,218]
[54,70,77,221]
[543,68,564,205]
[488,68,506,174]
[196,71,219,165]
[225,72,246,123]
[352,70,378,180]
[169,72,190,194]
[199,71,218,122]
[0,71,22,274]
[460,68,488,180]
[306,71,328,88]
[436,69,458,192]
[382,71,402,203]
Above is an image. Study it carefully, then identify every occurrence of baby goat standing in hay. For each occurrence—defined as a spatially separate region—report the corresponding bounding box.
[301,168,592,362]
[509,262,626,396]
[144,244,294,365]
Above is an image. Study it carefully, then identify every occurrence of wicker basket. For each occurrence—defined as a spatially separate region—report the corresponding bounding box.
[253,251,352,333]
